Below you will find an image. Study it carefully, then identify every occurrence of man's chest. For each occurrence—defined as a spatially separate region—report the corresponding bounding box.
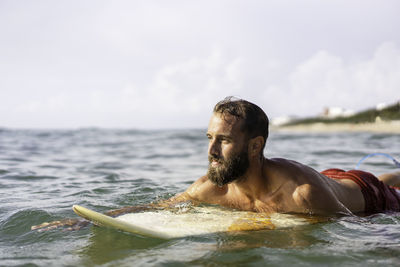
[215,189,295,213]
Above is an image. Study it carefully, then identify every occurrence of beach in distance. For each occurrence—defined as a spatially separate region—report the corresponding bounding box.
[272,101,400,134]
[272,120,400,134]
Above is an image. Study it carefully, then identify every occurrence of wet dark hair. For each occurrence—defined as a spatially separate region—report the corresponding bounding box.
[213,96,269,154]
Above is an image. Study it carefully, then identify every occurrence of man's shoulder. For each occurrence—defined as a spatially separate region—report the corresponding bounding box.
[267,157,309,169]
[265,157,323,184]
[185,175,226,200]
[189,175,213,189]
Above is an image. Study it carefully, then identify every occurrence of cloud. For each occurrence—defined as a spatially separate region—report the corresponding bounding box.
[64,48,245,128]
[277,42,400,116]
[116,48,245,119]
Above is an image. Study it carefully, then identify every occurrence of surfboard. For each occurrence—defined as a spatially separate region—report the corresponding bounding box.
[73,205,311,239]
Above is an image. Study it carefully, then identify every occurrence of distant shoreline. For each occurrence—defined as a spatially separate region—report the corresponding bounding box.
[272,120,400,133]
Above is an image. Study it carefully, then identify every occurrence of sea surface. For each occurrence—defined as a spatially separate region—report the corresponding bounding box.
[0,128,399,266]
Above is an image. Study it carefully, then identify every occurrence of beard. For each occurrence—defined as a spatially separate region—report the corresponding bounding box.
[207,149,250,187]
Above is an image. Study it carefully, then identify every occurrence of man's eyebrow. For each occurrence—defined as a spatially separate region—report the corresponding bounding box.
[215,134,233,140]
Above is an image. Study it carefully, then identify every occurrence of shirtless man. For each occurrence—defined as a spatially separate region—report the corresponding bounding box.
[32,97,400,231]
[170,97,400,215]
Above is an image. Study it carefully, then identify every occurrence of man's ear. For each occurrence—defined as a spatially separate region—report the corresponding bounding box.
[248,136,264,157]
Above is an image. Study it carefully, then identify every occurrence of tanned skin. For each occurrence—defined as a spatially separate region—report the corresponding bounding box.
[32,112,400,231]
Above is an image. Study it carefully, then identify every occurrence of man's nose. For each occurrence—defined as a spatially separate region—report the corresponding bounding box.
[208,140,220,157]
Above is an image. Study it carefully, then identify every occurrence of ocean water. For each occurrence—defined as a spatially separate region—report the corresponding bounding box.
[0,128,399,266]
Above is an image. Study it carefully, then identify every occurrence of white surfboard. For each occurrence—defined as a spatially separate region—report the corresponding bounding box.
[72,205,311,239]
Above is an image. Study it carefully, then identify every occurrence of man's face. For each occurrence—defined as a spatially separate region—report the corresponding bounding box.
[206,113,250,186]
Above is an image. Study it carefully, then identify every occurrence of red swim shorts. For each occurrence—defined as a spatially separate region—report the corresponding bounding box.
[321,168,400,213]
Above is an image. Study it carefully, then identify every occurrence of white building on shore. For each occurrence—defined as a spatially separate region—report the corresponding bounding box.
[321,107,355,119]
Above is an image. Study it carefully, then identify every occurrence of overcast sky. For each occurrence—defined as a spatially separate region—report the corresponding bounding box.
[1,0,399,129]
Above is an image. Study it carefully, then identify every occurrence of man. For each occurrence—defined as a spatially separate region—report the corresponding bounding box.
[33,97,400,231]
[170,97,400,215]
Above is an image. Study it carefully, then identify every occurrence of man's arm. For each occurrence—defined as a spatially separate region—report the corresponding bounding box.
[31,192,196,232]
[291,183,351,215]
[104,175,214,218]
[31,175,213,232]
[30,204,150,231]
